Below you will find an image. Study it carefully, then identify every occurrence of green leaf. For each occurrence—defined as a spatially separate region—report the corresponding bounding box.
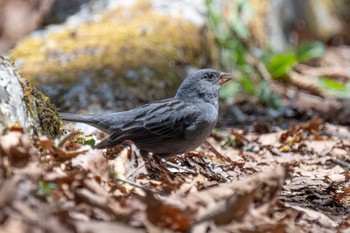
[74,136,95,147]
[319,77,346,92]
[267,52,298,79]
[83,138,96,147]
[37,180,57,197]
[318,77,350,98]
[297,41,325,62]
[240,77,256,95]
[109,170,117,179]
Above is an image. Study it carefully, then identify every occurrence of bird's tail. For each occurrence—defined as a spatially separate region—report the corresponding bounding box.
[59,112,98,124]
[60,112,115,133]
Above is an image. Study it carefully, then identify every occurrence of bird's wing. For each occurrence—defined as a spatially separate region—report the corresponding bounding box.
[94,100,200,149]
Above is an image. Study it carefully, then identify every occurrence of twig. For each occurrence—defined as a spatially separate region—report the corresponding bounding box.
[58,131,82,148]
[125,161,146,178]
[330,158,350,170]
[159,158,196,175]
[205,140,232,163]
[114,176,164,195]
[246,53,273,83]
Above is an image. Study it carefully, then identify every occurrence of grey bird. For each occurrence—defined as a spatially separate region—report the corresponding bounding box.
[60,69,231,157]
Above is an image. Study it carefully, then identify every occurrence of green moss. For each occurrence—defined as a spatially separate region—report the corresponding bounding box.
[0,109,5,135]
[19,76,64,137]
[0,57,63,137]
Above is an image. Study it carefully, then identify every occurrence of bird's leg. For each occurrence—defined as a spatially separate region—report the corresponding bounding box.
[148,154,172,173]
[136,150,171,175]
[153,154,196,175]
[140,150,149,160]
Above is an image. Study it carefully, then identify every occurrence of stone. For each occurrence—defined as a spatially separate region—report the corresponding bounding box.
[0,57,63,137]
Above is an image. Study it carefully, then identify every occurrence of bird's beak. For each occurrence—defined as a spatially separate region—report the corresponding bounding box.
[218,72,233,85]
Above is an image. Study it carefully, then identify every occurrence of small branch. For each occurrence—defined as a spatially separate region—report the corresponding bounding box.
[114,176,164,195]
[159,157,196,175]
[205,140,232,163]
[58,131,82,148]
[125,161,146,178]
[330,158,350,170]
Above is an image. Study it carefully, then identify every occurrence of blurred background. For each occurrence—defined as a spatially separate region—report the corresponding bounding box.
[2,0,350,126]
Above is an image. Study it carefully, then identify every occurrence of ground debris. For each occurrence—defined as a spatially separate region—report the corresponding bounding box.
[1,118,350,232]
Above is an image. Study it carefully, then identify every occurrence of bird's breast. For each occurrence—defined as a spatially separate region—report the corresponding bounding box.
[184,105,218,148]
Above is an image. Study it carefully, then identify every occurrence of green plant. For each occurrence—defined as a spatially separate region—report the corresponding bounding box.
[205,1,327,107]
[319,77,350,98]
[205,0,281,108]
[267,41,325,79]
[74,136,96,147]
[36,180,57,197]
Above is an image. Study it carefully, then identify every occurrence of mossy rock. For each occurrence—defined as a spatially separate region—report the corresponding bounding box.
[11,2,216,111]
[0,57,63,137]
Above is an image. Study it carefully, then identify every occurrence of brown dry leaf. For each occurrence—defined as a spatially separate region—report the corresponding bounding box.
[283,176,328,193]
[53,131,90,160]
[38,135,54,150]
[190,167,286,225]
[304,140,338,155]
[157,173,185,194]
[337,214,350,233]
[302,118,322,132]
[174,173,208,195]
[141,167,286,232]
[107,142,147,180]
[0,218,28,233]
[145,191,195,232]
[230,129,250,144]
[184,152,229,182]
[2,89,350,233]
[55,146,90,160]
[284,203,338,228]
[222,208,301,233]
[73,177,138,222]
[71,149,109,179]
[0,132,37,168]
[109,146,133,178]
[75,220,144,233]
[258,132,281,146]
[335,187,350,207]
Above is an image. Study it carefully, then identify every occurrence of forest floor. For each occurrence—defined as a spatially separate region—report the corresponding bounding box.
[1,108,350,233]
[1,46,350,233]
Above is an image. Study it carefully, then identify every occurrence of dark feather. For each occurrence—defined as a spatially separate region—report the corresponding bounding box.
[94,100,200,149]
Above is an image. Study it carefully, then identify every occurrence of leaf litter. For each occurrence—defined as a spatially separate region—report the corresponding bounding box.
[1,118,350,232]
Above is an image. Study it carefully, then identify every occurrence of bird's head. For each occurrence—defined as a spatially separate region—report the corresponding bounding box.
[175,69,232,105]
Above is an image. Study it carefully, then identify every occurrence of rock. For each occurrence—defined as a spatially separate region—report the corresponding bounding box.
[0,57,63,137]
[10,1,216,112]
[43,0,96,25]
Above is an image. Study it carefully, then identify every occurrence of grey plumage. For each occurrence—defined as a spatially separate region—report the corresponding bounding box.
[60,69,231,157]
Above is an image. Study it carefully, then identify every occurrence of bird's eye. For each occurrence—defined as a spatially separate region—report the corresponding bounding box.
[206,73,214,80]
